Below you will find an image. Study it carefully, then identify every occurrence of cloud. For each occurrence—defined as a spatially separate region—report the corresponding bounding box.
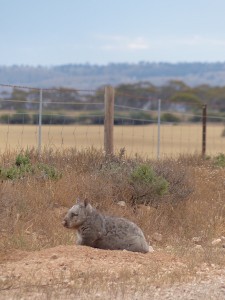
[95,35,150,51]
[90,33,225,63]
[127,38,149,50]
[178,36,225,47]
[151,35,225,48]
[95,34,225,51]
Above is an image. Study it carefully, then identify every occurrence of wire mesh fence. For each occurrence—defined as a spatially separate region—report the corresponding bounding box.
[0,84,105,152]
[0,83,225,157]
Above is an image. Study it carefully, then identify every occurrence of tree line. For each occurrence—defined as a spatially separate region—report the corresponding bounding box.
[0,80,225,125]
[1,62,225,89]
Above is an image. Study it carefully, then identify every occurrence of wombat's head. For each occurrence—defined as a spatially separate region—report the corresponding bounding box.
[62,199,93,229]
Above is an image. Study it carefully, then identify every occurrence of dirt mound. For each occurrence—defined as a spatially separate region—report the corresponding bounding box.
[0,245,178,280]
[1,245,225,299]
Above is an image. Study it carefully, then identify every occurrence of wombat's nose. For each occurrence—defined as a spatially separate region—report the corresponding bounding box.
[62,220,67,227]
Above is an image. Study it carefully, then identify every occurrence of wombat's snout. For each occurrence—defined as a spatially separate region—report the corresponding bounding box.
[62,219,68,227]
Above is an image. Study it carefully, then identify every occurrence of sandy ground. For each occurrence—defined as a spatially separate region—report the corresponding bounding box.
[1,245,225,299]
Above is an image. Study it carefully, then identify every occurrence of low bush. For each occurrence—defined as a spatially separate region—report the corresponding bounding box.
[161,113,181,123]
[16,153,31,166]
[77,114,104,125]
[32,114,76,125]
[213,153,225,168]
[190,113,225,123]
[36,163,62,180]
[0,113,31,124]
[130,164,169,202]
[189,115,201,122]
[114,111,154,125]
[96,156,190,208]
[0,152,61,180]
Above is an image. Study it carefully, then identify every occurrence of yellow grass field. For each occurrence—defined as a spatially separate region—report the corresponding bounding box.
[0,123,224,157]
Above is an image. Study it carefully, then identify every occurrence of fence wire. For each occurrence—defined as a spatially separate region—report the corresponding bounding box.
[0,83,225,157]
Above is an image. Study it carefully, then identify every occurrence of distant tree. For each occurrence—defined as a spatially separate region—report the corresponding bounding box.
[115,82,157,109]
[42,88,85,110]
[170,92,203,109]
[161,113,181,123]
[8,88,28,110]
[167,80,189,91]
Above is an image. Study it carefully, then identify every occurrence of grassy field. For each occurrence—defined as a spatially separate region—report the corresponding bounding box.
[0,123,225,157]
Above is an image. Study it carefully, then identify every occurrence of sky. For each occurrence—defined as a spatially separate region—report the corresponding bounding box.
[1,0,225,66]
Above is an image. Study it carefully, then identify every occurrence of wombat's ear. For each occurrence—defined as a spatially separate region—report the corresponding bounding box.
[85,203,93,214]
[84,198,93,213]
[84,198,89,207]
[76,198,82,204]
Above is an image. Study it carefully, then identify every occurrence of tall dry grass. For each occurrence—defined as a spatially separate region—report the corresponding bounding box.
[0,148,225,264]
[1,148,225,299]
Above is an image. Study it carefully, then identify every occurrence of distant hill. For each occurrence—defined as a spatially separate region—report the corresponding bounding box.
[1,62,225,90]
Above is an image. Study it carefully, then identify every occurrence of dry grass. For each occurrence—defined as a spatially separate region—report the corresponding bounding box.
[0,123,225,157]
[0,148,225,252]
[0,148,225,298]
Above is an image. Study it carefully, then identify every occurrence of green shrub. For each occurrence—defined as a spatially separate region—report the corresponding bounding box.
[0,153,61,180]
[114,111,154,125]
[161,113,181,123]
[32,114,76,125]
[77,114,104,125]
[213,153,225,168]
[130,111,153,125]
[36,163,62,180]
[15,153,31,166]
[131,164,156,183]
[0,114,10,124]
[11,113,31,124]
[0,113,31,124]
[0,164,33,180]
[131,164,169,195]
[130,164,169,206]
[189,115,201,122]
[190,114,225,123]
[0,166,19,180]
[0,153,32,179]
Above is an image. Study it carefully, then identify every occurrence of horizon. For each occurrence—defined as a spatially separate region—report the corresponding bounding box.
[2,0,225,66]
[1,61,225,68]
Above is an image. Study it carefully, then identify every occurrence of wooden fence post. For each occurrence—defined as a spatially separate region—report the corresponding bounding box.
[38,88,43,155]
[202,104,207,157]
[104,86,114,155]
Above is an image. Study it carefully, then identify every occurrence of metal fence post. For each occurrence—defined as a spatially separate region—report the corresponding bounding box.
[104,86,114,156]
[38,89,43,154]
[157,99,161,159]
[202,104,207,157]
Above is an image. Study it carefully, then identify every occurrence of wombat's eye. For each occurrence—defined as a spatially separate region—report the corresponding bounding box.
[71,212,78,217]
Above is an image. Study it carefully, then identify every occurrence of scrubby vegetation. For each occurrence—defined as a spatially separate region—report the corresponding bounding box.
[0,152,61,180]
[1,148,225,298]
[213,153,225,168]
[0,148,225,253]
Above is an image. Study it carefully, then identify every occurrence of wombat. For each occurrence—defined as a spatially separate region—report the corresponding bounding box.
[62,199,150,253]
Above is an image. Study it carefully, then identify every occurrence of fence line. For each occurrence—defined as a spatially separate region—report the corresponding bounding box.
[38,89,43,154]
[114,104,154,112]
[0,84,225,157]
[0,98,104,106]
[157,99,161,159]
[115,90,152,100]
